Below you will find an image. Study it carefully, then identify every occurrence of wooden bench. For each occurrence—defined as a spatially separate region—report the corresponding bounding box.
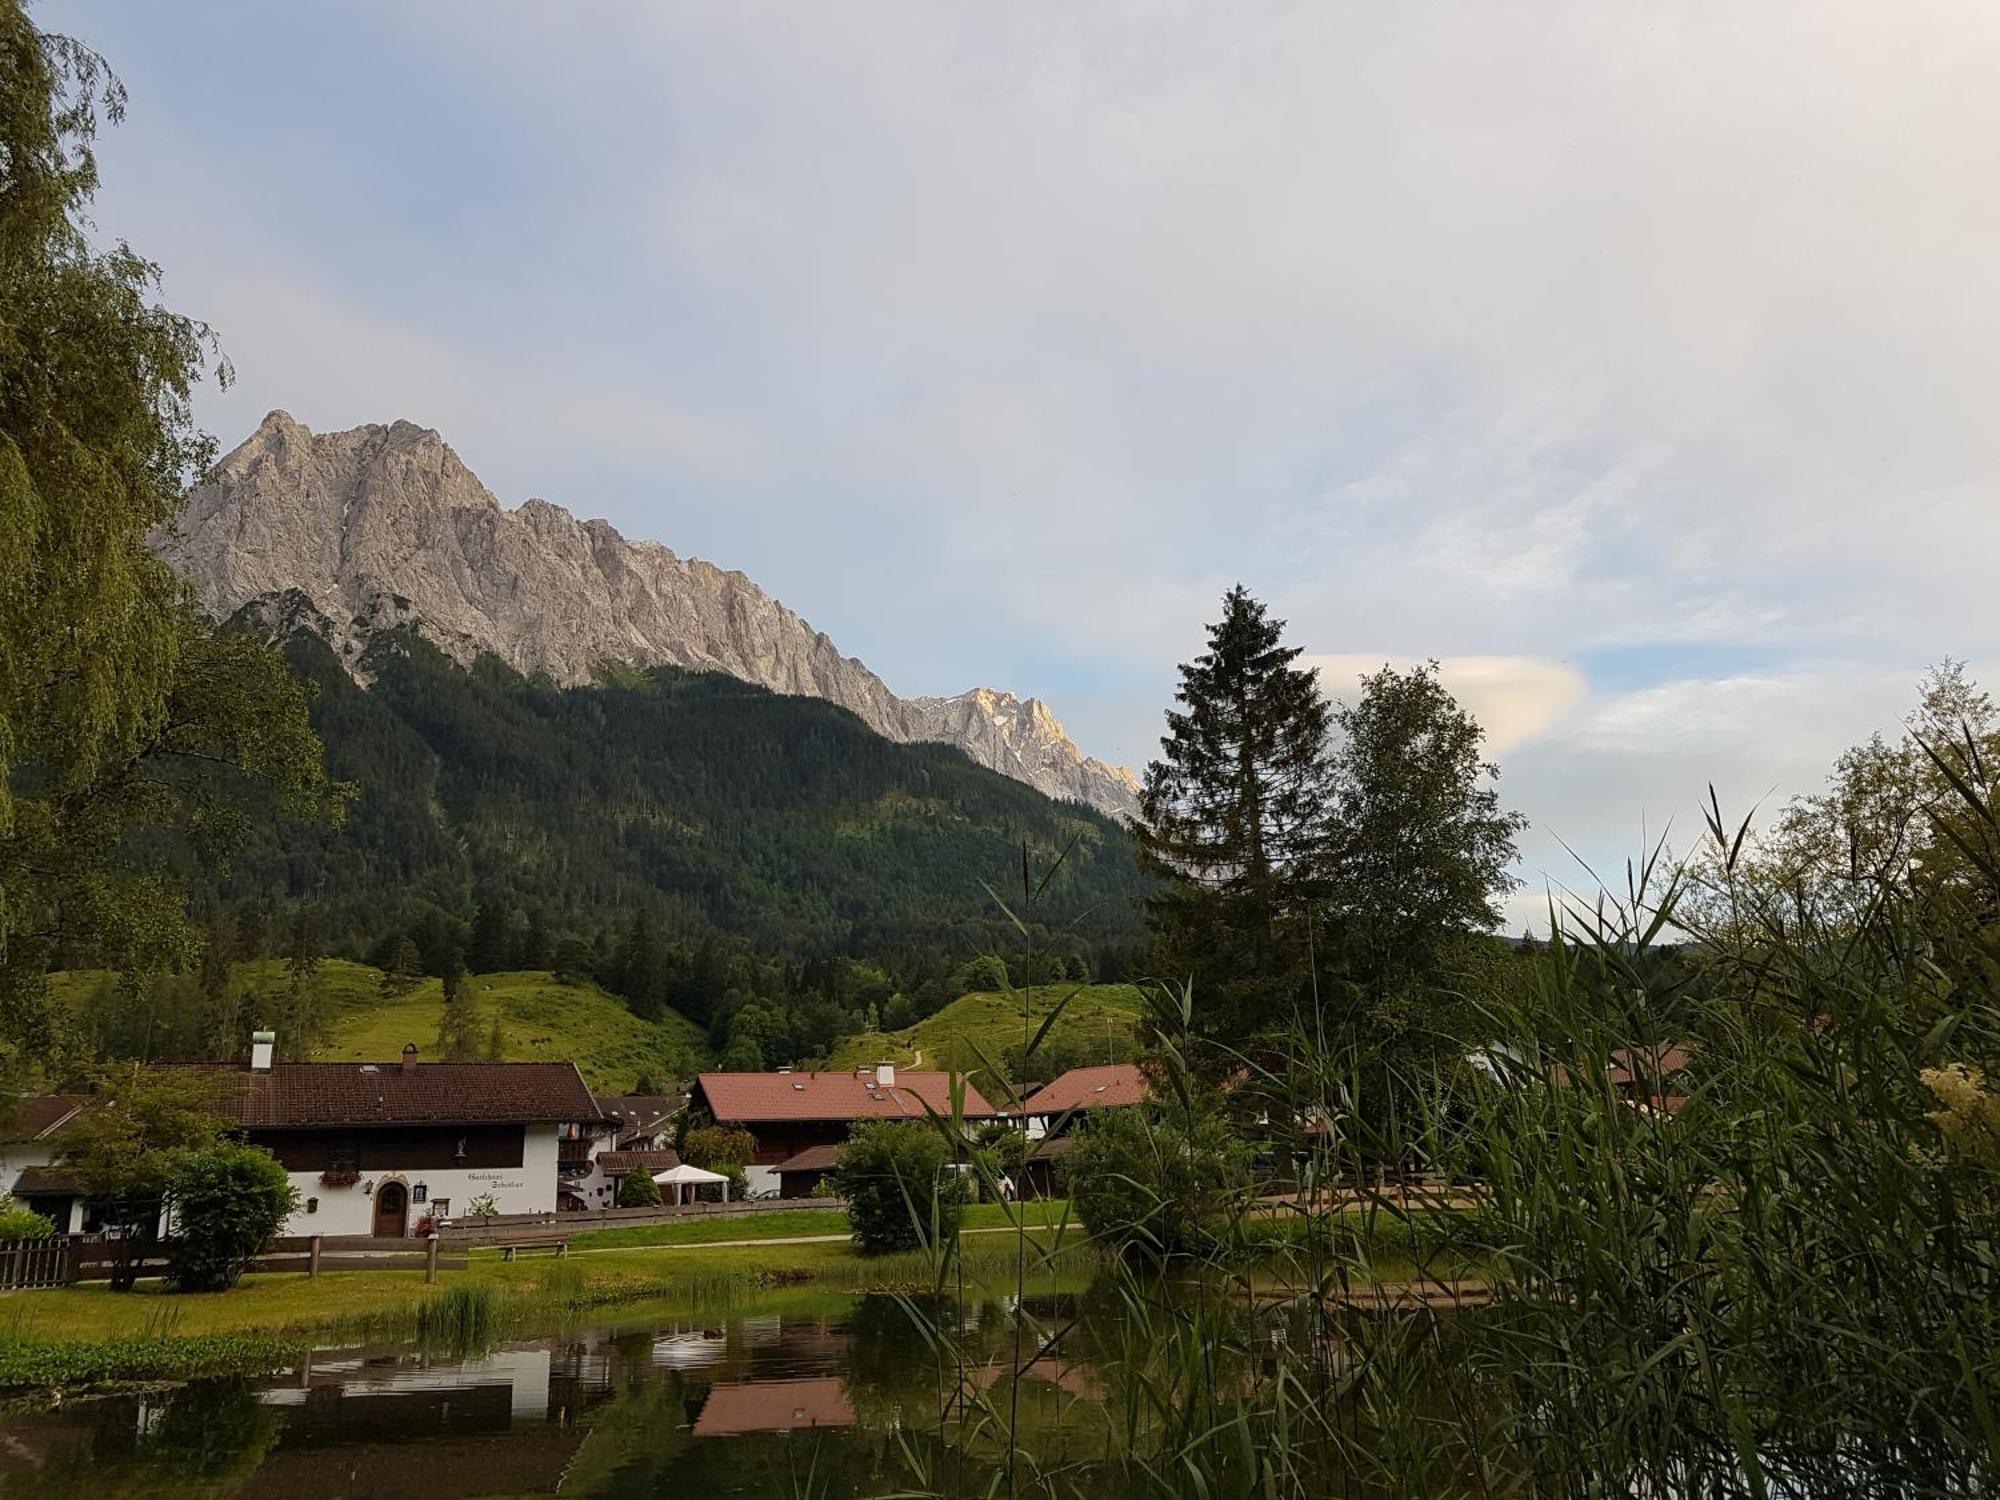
[497,1236,569,1261]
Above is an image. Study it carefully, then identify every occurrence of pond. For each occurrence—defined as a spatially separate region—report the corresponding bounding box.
[0,1289,1188,1499]
[1,1278,1947,1498]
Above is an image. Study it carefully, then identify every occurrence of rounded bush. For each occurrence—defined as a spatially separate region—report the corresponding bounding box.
[166,1144,298,1292]
[836,1121,967,1254]
[616,1168,662,1207]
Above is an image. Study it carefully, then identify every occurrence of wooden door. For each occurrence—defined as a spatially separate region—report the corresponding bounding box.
[374,1181,409,1238]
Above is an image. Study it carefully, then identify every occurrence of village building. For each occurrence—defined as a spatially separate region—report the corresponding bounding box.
[1607,1042,1695,1116]
[689,1064,999,1198]
[1016,1062,1151,1196]
[169,1035,604,1237]
[560,1093,684,1210]
[0,1094,92,1233]
[1019,1062,1150,1139]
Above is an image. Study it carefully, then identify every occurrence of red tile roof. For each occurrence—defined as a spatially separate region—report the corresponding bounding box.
[0,1095,88,1144]
[1025,1063,1150,1115]
[1608,1044,1696,1089]
[163,1061,602,1128]
[694,1070,998,1124]
[693,1378,853,1435]
[596,1149,680,1175]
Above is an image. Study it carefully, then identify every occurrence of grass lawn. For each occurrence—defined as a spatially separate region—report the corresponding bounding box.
[826,985,1144,1082]
[0,1205,1086,1350]
[1,1240,921,1347]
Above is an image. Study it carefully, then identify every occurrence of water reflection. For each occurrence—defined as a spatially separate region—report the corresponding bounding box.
[0,1295,1048,1499]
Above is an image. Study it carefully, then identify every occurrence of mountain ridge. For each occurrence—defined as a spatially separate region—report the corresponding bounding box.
[156,411,1140,816]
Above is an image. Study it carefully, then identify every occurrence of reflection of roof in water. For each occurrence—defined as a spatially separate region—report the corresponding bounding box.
[692,1377,854,1435]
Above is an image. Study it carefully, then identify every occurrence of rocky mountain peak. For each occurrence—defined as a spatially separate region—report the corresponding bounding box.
[159,413,1140,818]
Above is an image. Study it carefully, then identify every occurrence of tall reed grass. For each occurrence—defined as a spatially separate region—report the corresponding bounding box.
[872,751,2000,1497]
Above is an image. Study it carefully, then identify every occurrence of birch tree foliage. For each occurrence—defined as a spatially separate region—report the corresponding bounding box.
[0,3,336,1077]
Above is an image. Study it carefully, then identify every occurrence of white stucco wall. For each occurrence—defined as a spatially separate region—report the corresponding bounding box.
[1,1143,84,1232]
[568,1158,620,1209]
[283,1124,565,1238]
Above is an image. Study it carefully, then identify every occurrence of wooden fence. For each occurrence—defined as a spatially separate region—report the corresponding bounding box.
[439,1195,845,1246]
[0,1233,465,1290]
[0,1236,73,1290]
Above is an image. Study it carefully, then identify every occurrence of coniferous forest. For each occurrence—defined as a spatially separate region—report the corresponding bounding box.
[167,623,1150,1037]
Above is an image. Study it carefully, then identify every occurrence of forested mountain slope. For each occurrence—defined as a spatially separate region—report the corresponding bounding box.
[212,626,1148,973]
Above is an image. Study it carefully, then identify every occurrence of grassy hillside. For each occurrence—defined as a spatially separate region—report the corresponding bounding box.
[826,983,1145,1084]
[53,961,704,1094]
[314,967,704,1092]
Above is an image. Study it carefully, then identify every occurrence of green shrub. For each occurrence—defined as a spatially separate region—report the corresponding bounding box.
[1065,1104,1253,1259]
[165,1143,298,1291]
[836,1120,967,1254]
[616,1168,661,1207]
[0,1195,55,1243]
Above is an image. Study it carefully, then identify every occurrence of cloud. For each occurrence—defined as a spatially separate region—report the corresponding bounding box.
[65,1,2000,923]
[1302,654,1588,755]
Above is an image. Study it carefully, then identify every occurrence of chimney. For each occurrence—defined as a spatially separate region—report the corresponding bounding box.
[250,1030,275,1072]
[402,1042,419,1074]
[874,1061,895,1089]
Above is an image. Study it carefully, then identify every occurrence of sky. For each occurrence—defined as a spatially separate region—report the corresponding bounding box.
[57,1,2000,928]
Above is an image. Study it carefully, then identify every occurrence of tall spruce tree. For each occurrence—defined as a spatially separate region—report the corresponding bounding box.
[613,907,670,1020]
[1136,586,1334,1046]
[436,955,481,1061]
[467,897,513,975]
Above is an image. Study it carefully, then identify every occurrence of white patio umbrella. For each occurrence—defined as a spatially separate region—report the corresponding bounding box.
[653,1162,730,1206]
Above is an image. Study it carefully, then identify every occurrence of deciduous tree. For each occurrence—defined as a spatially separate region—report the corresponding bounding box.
[0,4,336,1081]
[1321,660,1525,1068]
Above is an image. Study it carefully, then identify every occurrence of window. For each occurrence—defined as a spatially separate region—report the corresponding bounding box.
[430,1198,450,1218]
[411,1183,428,1204]
[321,1138,363,1186]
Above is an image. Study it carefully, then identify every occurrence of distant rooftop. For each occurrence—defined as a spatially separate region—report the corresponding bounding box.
[694,1069,998,1124]
[1024,1063,1150,1116]
[163,1061,602,1129]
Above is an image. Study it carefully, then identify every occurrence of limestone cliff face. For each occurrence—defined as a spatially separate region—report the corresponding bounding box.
[158,412,1139,817]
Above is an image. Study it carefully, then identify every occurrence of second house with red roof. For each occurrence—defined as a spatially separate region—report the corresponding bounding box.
[691,1063,1000,1198]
